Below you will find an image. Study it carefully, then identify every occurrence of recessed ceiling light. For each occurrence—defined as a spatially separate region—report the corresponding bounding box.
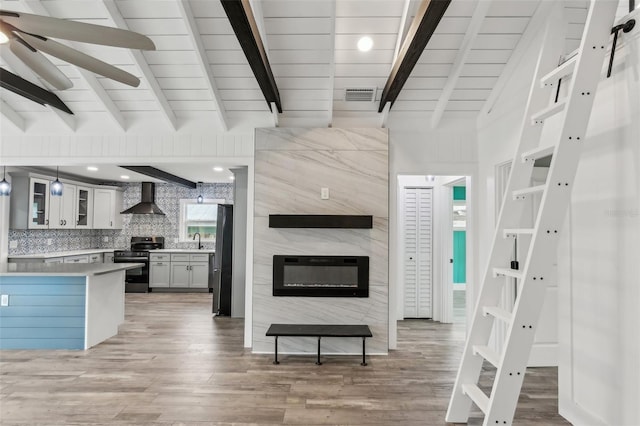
[213,167,223,172]
[357,36,373,52]
[87,166,98,171]
[229,176,235,180]
[120,175,130,180]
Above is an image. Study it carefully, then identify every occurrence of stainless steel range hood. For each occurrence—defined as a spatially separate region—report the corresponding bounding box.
[120,182,165,215]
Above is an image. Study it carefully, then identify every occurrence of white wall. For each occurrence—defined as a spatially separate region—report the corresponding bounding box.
[476,9,640,424]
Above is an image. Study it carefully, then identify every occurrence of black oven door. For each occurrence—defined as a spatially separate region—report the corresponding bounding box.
[114,257,149,293]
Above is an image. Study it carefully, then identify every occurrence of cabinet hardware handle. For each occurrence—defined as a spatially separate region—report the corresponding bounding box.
[46,219,49,225]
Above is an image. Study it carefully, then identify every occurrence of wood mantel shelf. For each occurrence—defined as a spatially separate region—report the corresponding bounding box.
[268,215,373,229]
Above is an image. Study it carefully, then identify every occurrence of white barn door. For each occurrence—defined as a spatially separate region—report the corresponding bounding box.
[403,187,433,318]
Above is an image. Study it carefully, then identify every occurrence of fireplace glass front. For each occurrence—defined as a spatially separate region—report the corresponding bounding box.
[273,255,369,297]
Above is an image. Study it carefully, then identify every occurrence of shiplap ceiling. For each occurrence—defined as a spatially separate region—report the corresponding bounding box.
[0,0,603,133]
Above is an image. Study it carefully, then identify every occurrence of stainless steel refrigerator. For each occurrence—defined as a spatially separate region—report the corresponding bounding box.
[212,204,233,316]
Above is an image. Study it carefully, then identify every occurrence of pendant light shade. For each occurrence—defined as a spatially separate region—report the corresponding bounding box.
[50,167,64,196]
[0,166,11,196]
[196,181,204,204]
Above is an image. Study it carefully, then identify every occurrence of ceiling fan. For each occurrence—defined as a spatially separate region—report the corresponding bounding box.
[0,9,155,92]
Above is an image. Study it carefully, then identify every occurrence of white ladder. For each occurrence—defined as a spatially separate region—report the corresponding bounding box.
[446,1,619,425]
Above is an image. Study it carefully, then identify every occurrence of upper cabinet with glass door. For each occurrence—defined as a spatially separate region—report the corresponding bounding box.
[75,186,93,229]
[29,178,51,229]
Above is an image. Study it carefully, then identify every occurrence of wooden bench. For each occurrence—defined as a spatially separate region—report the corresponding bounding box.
[266,324,373,366]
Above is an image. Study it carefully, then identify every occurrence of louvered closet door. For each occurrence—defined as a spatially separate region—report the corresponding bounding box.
[403,187,433,318]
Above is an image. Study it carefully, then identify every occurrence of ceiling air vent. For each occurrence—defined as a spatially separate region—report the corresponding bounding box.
[344,88,376,102]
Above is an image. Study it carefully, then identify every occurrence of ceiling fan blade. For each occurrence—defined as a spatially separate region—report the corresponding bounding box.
[0,67,73,114]
[0,10,155,50]
[9,37,73,90]
[19,33,140,87]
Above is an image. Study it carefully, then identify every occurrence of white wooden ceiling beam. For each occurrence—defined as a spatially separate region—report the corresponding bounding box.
[431,0,491,129]
[270,102,278,127]
[327,0,336,127]
[102,0,178,130]
[177,0,228,131]
[479,0,554,117]
[1,100,26,132]
[0,50,76,130]
[380,101,391,128]
[19,0,127,131]
[392,0,413,63]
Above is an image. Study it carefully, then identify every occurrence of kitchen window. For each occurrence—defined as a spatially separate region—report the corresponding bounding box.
[179,199,224,242]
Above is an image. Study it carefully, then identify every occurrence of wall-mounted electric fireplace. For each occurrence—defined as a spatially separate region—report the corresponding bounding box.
[273,255,369,297]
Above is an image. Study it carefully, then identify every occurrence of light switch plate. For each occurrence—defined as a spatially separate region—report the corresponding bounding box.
[47,239,53,245]
[1,295,8,307]
[321,187,329,200]
[103,236,109,242]
[9,240,17,249]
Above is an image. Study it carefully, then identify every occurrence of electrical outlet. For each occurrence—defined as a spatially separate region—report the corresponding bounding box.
[321,187,330,200]
[47,239,53,245]
[103,236,109,242]
[9,240,17,249]
[1,295,8,307]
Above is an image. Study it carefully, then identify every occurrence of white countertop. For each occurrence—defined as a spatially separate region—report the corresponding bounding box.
[0,262,145,276]
[149,249,215,254]
[8,249,116,260]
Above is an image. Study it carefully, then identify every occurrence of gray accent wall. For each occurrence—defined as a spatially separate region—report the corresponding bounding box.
[253,128,389,354]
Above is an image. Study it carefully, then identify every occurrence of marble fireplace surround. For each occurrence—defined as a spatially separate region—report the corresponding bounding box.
[253,128,389,355]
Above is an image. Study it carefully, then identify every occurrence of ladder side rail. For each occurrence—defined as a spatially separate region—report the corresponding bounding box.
[484,1,619,424]
[445,3,563,422]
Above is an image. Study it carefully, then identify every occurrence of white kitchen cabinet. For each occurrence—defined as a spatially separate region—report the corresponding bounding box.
[104,252,114,263]
[169,253,210,288]
[150,253,171,288]
[189,254,209,288]
[8,176,51,229]
[93,188,123,229]
[75,186,93,229]
[64,255,89,264]
[88,253,102,263]
[170,262,191,288]
[49,183,77,229]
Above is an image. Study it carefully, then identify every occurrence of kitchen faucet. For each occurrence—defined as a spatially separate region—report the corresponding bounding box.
[193,232,203,249]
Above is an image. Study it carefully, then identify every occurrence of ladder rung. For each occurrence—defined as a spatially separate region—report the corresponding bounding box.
[462,384,489,414]
[482,306,513,324]
[512,184,546,200]
[531,100,566,125]
[503,228,535,237]
[473,345,500,368]
[540,54,578,87]
[493,268,523,280]
[521,144,555,163]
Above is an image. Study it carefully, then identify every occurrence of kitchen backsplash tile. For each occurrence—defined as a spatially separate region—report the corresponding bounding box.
[8,182,233,255]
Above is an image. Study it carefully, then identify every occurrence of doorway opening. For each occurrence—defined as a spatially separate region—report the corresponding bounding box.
[398,175,471,326]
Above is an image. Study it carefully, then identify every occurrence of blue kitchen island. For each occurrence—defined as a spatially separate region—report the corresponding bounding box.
[0,262,144,350]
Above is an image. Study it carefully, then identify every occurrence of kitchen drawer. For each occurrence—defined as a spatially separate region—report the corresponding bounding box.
[170,253,190,262]
[150,253,171,261]
[64,255,89,263]
[89,253,103,263]
[45,257,64,264]
[189,253,209,262]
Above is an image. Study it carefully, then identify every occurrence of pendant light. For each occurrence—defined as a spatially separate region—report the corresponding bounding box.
[50,166,64,196]
[0,166,11,196]
[196,181,204,204]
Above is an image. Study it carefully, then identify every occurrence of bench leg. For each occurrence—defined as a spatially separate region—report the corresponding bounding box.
[361,337,367,366]
[316,336,322,365]
[273,336,280,365]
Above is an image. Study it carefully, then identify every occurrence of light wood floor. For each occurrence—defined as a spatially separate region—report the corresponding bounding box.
[0,293,568,425]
